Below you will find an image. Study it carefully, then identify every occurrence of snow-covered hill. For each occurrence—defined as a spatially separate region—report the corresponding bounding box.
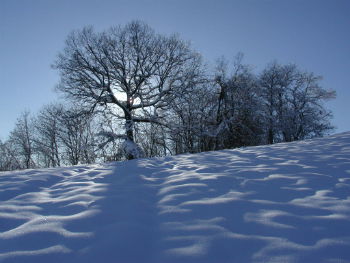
[1,133,350,263]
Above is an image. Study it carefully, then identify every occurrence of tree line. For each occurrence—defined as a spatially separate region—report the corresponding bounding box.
[0,21,335,171]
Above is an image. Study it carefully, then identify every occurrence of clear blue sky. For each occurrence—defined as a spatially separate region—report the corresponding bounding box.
[1,0,349,140]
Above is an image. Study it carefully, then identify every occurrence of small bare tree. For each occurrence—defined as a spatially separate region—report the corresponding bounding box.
[34,103,63,167]
[259,62,336,143]
[8,111,35,169]
[57,107,96,165]
[213,55,264,149]
[0,139,22,171]
[53,21,201,159]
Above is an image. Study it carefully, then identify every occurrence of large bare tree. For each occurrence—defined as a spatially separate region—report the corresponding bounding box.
[53,21,201,159]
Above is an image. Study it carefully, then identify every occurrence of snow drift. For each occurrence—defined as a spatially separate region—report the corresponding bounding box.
[1,132,350,263]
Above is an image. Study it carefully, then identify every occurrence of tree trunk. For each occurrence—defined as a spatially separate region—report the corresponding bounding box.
[268,128,274,144]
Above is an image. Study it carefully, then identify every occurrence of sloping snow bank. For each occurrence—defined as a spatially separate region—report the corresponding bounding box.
[1,132,350,263]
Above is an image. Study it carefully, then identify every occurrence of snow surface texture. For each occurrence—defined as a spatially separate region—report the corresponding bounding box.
[1,133,350,263]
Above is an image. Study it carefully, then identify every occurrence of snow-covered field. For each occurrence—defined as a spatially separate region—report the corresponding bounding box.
[1,133,350,263]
